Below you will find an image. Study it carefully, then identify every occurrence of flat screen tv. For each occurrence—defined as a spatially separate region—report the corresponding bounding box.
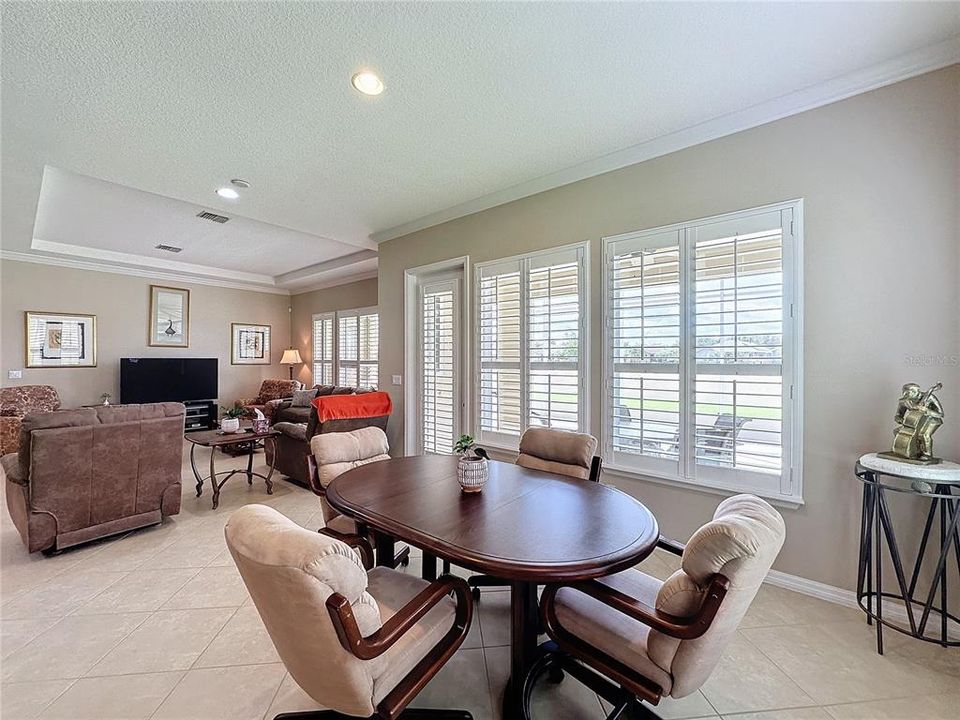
[120,358,218,404]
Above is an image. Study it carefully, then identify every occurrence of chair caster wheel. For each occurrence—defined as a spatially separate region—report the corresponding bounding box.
[547,666,565,684]
[472,586,481,601]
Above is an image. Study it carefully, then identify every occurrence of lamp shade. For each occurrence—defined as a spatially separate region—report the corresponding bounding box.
[280,348,302,365]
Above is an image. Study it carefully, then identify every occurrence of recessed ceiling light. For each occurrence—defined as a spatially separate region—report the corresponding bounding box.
[216,187,239,199]
[351,71,384,96]
[230,179,251,188]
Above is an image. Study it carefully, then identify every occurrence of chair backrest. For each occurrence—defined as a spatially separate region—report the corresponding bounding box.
[648,495,785,698]
[225,504,382,718]
[0,385,60,417]
[309,427,390,523]
[18,403,185,523]
[515,427,599,481]
[257,379,303,403]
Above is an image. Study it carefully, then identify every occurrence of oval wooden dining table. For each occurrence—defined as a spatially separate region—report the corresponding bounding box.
[326,455,660,720]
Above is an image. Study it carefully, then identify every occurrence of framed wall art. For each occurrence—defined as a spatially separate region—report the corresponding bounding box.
[149,285,190,347]
[231,323,271,365]
[25,311,97,368]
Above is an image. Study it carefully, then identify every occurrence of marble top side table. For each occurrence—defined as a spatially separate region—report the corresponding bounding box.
[855,453,960,653]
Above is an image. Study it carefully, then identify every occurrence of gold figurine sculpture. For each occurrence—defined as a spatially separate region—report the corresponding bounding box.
[879,382,944,465]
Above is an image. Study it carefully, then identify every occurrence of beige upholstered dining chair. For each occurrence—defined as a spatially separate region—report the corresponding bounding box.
[527,494,785,720]
[515,426,602,481]
[468,426,602,598]
[225,504,474,720]
[307,427,409,569]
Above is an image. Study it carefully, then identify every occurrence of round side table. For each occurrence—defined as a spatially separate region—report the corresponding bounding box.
[855,453,960,654]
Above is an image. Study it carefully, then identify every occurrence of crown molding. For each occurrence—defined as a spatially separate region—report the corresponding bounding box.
[1,250,292,295]
[31,239,277,285]
[274,250,378,285]
[287,269,380,295]
[371,37,960,244]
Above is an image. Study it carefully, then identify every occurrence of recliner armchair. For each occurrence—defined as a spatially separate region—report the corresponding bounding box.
[225,504,474,720]
[527,494,786,720]
[0,384,60,455]
[239,379,304,422]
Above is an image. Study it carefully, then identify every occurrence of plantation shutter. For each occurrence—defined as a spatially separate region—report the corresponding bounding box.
[312,313,334,385]
[608,230,682,476]
[477,261,522,445]
[420,281,458,454]
[692,210,786,488]
[528,251,581,430]
[604,204,798,498]
[338,314,358,387]
[337,308,379,388]
[358,311,379,387]
[476,244,587,447]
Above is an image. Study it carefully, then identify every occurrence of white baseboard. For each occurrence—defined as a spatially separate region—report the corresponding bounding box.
[764,568,960,640]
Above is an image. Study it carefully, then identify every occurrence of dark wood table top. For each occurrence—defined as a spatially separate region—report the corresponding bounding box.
[184,426,280,447]
[326,455,660,581]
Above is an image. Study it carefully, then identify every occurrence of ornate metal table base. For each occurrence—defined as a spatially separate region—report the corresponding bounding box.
[856,456,960,654]
[190,437,277,510]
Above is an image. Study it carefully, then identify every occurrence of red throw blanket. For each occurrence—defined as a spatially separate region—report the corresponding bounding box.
[311,392,393,423]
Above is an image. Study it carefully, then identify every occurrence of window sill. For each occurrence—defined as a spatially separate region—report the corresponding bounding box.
[602,463,804,509]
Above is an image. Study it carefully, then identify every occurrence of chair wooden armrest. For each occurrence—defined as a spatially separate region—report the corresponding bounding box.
[327,574,473,661]
[656,536,685,557]
[542,573,729,641]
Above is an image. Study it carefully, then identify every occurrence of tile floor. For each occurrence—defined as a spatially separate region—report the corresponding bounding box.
[2,446,959,720]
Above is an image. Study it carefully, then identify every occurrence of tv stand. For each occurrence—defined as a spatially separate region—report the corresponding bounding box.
[184,400,217,432]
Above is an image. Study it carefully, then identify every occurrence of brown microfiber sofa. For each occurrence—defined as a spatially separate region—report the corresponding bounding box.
[268,389,390,486]
[1,403,185,553]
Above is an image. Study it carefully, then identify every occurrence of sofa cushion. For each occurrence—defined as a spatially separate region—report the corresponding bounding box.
[291,389,319,407]
[314,384,336,396]
[19,408,98,477]
[275,406,312,425]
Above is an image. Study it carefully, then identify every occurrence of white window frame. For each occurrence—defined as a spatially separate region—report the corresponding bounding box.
[602,200,803,505]
[474,241,590,451]
[311,306,380,388]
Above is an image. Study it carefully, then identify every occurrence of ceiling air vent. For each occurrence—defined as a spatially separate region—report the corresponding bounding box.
[154,244,183,253]
[196,211,230,224]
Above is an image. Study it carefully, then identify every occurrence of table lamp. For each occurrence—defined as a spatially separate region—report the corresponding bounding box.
[280,348,302,380]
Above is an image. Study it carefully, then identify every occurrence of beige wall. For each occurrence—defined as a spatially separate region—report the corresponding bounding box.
[378,66,960,590]
[0,261,291,408]
[289,277,378,387]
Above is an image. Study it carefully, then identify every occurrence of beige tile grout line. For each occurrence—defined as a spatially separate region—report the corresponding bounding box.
[145,603,247,720]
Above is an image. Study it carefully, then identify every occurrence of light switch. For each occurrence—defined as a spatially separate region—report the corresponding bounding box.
[8,370,22,379]
[391,374,402,386]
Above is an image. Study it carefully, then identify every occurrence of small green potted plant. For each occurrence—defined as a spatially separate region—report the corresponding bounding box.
[219,403,246,433]
[454,434,489,493]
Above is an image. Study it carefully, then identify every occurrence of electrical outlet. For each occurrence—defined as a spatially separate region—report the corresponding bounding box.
[8,370,22,379]
[391,374,402,386]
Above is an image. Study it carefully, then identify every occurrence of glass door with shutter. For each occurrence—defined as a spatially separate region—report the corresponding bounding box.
[417,278,461,455]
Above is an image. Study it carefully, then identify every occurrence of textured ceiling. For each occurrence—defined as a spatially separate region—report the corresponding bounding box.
[2,2,958,290]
